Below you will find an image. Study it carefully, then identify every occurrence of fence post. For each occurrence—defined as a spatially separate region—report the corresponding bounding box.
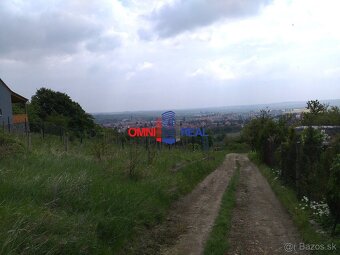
[40,122,44,139]
[24,118,28,136]
[295,141,300,195]
[121,136,125,149]
[64,132,69,152]
[27,132,32,150]
[7,117,10,133]
[42,122,45,139]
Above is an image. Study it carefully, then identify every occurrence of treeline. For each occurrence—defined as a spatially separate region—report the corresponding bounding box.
[23,88,217,153]
[242,100,340,233]
[27,88,98,139]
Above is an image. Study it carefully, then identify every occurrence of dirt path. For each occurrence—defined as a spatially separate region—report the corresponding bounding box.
[160,153,239,255]
[227,154,309,255]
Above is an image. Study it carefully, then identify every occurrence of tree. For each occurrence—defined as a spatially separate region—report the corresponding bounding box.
[242,118,261,151]
[28,88,96,137]
[306,100,328,115]
[302,100,340,125]
[242,110,284,166]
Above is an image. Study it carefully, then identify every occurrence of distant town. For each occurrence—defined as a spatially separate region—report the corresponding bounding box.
[93,99,340,133]
[94,110,272,133]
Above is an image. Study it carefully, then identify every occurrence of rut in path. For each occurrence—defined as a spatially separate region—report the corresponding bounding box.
[227,154,309,255]
[160,153,239,255]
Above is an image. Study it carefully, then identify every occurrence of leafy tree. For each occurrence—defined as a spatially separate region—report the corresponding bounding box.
[28,88,96,137]
[306,100,328,115]
[242,109,285,166]
[302,100,340,125]
[242,118,262,151]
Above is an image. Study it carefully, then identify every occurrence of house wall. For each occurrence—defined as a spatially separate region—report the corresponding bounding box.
[0,82,13,127]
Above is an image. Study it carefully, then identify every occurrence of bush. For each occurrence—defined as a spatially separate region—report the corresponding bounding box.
[326,154,340,235]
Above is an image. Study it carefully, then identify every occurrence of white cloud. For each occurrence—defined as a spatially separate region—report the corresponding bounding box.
[324,67,340,77]
[1,0,340,112]
[190,60,236,81]
[138,61,154,70]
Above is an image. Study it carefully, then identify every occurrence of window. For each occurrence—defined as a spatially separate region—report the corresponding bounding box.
[0,108,2,117]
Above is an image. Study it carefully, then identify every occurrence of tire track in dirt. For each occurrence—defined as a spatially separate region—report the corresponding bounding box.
[160,153,239,255]
[227,154,309,255]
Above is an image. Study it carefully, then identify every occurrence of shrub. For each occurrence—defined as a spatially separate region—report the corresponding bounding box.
[326,154,340,235]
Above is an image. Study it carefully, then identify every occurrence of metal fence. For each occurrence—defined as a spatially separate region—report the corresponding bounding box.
[1,119,212,153]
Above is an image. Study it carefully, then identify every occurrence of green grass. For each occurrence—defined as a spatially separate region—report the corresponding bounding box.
[0,133,226,254]
[203,161,240,255]
[248,152,340,255]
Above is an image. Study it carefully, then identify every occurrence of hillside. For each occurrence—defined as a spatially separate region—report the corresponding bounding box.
[0,133,224,254]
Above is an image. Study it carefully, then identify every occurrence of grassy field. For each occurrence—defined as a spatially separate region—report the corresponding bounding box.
[0,133,225,254]
[249,152,340,255]
[203,160,240,255]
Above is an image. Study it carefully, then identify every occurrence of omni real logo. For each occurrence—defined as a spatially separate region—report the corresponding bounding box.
[127,111,208,145]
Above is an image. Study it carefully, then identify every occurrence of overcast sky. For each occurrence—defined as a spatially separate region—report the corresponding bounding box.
[1,0,340,112]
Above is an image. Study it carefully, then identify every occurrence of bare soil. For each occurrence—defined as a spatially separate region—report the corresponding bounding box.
[227,154,309,255]
[132,153,308,255]
[160,153,239,255]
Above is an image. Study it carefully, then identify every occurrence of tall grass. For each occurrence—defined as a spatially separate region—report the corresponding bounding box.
[0,133,225,254]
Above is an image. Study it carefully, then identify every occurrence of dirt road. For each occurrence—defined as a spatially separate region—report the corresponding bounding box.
[227,154,308,255]
[160,153,307,255]
[160,153,239,255]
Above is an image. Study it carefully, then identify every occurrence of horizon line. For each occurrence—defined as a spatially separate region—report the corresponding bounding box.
[91,98,340,115]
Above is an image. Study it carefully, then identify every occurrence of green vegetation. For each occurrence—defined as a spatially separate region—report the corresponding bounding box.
[203,161,240,255]
[28,88,96,138]
[327,155,340,234]
[211,130,250,153]
[12,102,26,114]
[303,100,340,125]
[0,132,25,159]
[0,132,225,254]
[249,152,340,254]
[242,100,340,236]
[222,133,250,153]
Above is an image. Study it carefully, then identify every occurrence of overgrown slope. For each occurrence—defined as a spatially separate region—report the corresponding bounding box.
[0,134,224,254]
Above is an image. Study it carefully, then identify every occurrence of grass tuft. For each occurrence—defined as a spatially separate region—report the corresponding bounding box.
[203,160,240,255]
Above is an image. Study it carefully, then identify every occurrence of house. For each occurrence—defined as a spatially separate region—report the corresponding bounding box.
[0,78,28,132]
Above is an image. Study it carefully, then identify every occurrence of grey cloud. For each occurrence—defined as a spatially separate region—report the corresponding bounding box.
[86,34,121,52]
[148,0,272,38]
[138,28,154,41]
[0,1,120,59]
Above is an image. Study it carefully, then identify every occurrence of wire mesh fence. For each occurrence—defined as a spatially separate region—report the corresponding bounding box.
[1,120,211,154]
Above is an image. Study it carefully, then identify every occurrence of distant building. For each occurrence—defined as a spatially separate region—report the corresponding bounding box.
[295,126,340,145]
[0,78,28,131]
[295,126,340,135]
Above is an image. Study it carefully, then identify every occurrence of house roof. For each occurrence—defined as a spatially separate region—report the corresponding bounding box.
[0,78,28,103]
